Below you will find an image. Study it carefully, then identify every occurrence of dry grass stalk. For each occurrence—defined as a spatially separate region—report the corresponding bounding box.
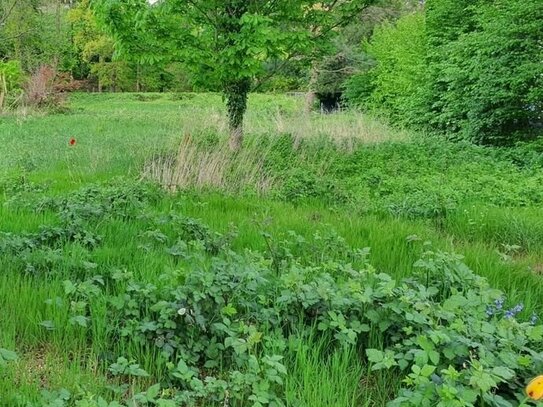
[175,107,407,151]
[143,134,276,194]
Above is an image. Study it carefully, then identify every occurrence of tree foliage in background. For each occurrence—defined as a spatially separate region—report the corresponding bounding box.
[307,0,420,111]
[68,0,134,91]
[428,0,543,144]
[346,0,543,145]
[344,11,426,121]
[92,0,376,149]
[0,0,196,94]
[0,0,76,71]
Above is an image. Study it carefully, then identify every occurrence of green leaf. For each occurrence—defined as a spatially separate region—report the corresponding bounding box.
[528,325,543,341]
[146,383,161,400]
[443,295,469,311]
[63,280,77,295]
[0,348,17,364]
[469,370,497,392]
[428,351,440,365]
[491,366,515,381]
[366,349,384,363]
[420,365,436,378]
[39,320,56,331]
[69,315,89,327]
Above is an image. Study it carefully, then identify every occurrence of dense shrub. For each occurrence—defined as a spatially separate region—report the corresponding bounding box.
[24,65,67,109]
[4,183,542,405]
[430,0,543,144]
[345,12,427,124]
[346,0,543,145]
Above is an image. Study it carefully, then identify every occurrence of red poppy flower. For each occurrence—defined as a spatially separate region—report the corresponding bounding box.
[69,137,76,146]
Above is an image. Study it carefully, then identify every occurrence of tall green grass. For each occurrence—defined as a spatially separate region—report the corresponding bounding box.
[1,93,542,405]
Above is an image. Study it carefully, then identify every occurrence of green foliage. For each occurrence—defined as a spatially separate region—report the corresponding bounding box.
[3,94,543,405]
[427,0,543,144]
[368,248,543,406]
[347,0,543,145]
[0,60,24,91]
[342,68,376,109]
[0,60,24,110]
[92,0,375,141]
[345,12,427,122]
[0,348,18,367]
[4,182,543,405]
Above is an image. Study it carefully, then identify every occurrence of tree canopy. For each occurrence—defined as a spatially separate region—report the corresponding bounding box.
[92,0,375,149]
[345,0,543,145]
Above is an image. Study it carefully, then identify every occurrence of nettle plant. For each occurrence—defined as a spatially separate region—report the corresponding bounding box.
[367,249,543,407]
[0,181,162,276]
[62,239,542,406]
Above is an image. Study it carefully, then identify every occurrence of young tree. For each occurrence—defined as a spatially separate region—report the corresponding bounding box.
[92,0,374,150]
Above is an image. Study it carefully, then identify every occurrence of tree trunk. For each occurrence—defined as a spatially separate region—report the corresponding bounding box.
[225,77,251,151]
[305,91,316,114]
[0,74,6,112]
[136,63,141,92]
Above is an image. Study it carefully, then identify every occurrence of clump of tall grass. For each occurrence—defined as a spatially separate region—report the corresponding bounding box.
[141,130,351,196]
[174,105,408,150]
[142,133,277,194]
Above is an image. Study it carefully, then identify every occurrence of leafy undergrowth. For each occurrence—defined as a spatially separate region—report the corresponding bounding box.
[137,129,543,266]
[2,94,543,406]
[139,132,543,218]
[1,182,542,406]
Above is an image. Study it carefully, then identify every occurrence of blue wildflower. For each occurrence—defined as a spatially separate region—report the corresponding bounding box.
[504,303,524,320]
[513,303,524,314]
[494,298,504,311]
[486,307,494,317]
[531,313,539,326]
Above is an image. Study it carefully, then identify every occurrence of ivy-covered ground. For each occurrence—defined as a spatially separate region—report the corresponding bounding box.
[1,94,543,406]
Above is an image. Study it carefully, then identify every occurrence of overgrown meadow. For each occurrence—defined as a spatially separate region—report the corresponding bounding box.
[1,93,543,406]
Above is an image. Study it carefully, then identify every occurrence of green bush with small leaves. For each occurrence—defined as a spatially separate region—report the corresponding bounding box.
[3,183,542,406]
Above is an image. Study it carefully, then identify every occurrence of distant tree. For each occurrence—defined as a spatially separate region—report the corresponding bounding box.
[93,0,375,150]
[426,0,543,144]
[1,0,77,72]
[69,0,125,91]
[308,0,423,112]
[345,12,427,121]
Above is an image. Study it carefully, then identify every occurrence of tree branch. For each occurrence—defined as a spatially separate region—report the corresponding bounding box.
[0,0,19,27]
[185,0,218,28]
[253,1,374,92]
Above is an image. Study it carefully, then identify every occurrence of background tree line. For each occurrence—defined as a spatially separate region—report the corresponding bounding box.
[0,0,417,95]
[1,0,541,146]
[345,0,543,145]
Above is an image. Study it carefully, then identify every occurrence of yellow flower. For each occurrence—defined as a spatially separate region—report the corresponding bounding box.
[526,375,543,401]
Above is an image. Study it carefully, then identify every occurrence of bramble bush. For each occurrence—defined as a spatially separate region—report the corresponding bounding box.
[2,183,542,406]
